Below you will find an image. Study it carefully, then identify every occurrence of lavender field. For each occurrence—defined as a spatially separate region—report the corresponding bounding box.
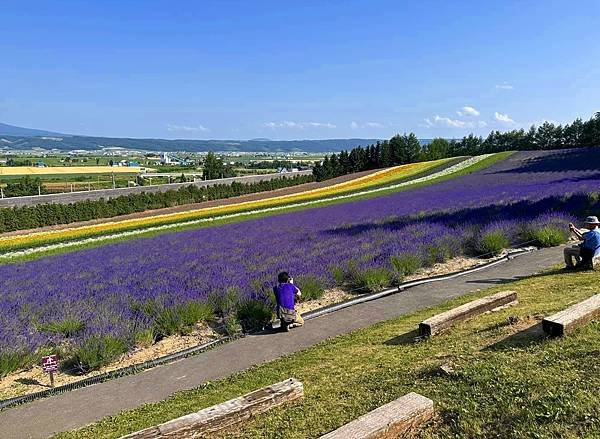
[2,148,600,374]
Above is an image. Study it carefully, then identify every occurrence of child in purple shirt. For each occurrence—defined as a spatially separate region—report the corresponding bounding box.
[274,272,304,331]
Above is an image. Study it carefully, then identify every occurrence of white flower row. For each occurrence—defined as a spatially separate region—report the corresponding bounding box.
[0,154,493,260]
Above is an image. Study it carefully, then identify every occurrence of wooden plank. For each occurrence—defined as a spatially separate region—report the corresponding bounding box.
[542,293,600,337]
[419,290,517,336]
[121,378,303,439]
[320,392,434,439]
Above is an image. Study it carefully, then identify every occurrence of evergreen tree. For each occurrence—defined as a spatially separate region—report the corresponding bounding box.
[423,138,450,160]
[203,151,224,180]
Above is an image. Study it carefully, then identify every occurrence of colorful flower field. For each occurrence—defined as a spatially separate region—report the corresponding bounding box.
[1,148,600,376]
[0,157,455,254]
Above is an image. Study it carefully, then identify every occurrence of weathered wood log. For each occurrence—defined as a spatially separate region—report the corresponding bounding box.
[121,378,303,439]
[419,290,517,336]
[320,392,434,439]
[542,293,600,337]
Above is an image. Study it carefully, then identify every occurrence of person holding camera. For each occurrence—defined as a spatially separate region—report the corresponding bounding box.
[564,216,600,270]
[274,272,304,331]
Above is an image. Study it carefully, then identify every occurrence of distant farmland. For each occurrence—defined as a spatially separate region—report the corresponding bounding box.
[0,165,148,176]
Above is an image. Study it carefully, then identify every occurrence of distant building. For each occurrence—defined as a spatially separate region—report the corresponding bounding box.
[160,152,188,166]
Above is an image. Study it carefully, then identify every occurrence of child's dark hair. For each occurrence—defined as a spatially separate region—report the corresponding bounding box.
[278,271,290,283]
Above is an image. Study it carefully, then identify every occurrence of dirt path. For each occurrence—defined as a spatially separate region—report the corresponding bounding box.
[0,170,380,238]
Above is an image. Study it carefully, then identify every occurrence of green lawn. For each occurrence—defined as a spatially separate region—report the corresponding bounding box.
[56,265,600,438]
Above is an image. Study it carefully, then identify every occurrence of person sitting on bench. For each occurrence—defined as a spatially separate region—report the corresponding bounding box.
[274,272,304,331]
[564,216,600,270]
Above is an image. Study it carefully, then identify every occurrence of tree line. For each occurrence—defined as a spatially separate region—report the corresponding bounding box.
[313,113,600,181]
[0,174,314,233]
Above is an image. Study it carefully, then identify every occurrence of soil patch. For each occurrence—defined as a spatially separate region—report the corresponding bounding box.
[295,288,353,315]
[0,324,218,400]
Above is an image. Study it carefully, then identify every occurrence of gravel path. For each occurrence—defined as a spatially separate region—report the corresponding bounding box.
[0,246,564,439]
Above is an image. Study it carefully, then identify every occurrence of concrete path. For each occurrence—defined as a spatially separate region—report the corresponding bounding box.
[0,246,564,439]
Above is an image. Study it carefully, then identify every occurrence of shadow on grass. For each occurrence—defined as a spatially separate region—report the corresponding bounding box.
[482,322,547,351]
[384,329,423,346]
[15,377,47,387]
[466,267,579,287]
[465,276,529,285]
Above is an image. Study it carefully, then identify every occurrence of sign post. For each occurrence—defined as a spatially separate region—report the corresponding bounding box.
[41,354,59,387]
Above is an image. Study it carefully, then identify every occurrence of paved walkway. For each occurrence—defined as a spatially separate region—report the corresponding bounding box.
[1,246,564,439]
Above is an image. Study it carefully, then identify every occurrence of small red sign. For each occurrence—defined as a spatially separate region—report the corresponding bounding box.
[42,354,59,373]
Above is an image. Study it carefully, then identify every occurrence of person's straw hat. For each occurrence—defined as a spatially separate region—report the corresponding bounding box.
[585,215,600,225]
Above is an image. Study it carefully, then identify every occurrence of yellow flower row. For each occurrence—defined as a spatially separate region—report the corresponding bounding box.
[0,159,450,251]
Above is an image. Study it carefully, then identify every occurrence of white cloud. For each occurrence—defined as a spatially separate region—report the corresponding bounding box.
[263,121,336,129]
[166,123,210,132]
[350,121,385,129]
[306,122,336,128]
[423,115,488,130]
[495,83,514,90]
[457,106,480,117]
[424,115,471,128]
[494,112,515,124]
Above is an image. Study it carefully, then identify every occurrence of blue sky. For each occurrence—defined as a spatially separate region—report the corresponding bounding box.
[1,0,599,140]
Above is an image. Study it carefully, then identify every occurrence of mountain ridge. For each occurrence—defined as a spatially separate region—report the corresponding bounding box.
[0,122,66,138]
[0,122,384,153]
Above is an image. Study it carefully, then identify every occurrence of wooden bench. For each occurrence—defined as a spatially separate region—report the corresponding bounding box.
[542,293,600,337]
[121,378,303,438]
[320,392,434,439]
[419,290,517,337]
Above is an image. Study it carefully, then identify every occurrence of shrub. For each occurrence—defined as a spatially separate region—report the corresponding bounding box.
[133,300,214,340]
[236,299,273,332]
[222,315,243,335]
[152,307,184,339]
[476,230,510,257]
[528,226,568,247]
[208,288,241,318]
[0,351,27,378]
[66,335,128,374]
[390,254,422,278]
[353,267,392,293]
[38,318,85,338]
[331,265,345,285]
[295,275,326,301]
[134,329,154,348]
[423,244,452,265]
[177,302,214,328]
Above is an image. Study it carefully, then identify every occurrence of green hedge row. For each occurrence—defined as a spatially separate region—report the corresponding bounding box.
[0,174,314,233]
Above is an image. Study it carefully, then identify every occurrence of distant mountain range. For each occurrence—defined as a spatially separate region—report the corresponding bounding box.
[0,122,66,138]
[0,122,383,153]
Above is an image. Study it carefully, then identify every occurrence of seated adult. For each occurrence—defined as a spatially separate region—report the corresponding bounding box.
[564,216,600,270]
[274,272,304,331]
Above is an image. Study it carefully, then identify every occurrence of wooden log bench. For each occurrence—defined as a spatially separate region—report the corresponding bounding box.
[419,290,517,337]
[320,392,434,439]
[121,378,303,439]
[542,293,600,337]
